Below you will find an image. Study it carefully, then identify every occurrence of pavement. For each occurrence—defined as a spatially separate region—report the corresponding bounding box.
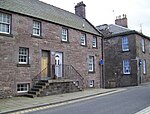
[0,88,125,114]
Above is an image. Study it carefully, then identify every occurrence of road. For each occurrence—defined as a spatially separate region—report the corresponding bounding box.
[28,85,150,114]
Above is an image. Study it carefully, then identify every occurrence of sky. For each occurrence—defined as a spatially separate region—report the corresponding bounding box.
[40,0,150,36]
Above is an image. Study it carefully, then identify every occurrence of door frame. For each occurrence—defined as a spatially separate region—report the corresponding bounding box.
[41,50,50,79]
[55,51,64,78]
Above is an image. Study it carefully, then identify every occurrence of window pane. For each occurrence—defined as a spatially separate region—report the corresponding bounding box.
[81,34,86,45]
[33,21,41,36]
[62,29,68,41]
[92,37,97,47]
[0,13,10,33]
[88,56,94,72]
[19,47,28,64]
[122,37,129,51]
[123,60,130,74]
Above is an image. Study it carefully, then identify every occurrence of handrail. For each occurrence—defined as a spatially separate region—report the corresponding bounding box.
[32,67,47,86]
[32,64,84,89]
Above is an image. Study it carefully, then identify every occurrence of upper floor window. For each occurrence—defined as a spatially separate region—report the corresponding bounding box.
[141,38,145,52]
[88,56,94,72]
[19,47,29,64]
[0,12,11,34]
[122,37,129,51]
[92,36,97,48]
[80,33,86,46]
[143,59,146,74]
[123,60,130,74]
[61,28,68,42]
[33,21,41,36]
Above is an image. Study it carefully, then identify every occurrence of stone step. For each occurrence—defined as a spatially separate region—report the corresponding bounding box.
[31,88,40,92]
[33,85,43,89]
[28,91,37,95]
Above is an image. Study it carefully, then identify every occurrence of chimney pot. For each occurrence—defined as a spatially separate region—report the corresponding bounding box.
[115,14,128,28]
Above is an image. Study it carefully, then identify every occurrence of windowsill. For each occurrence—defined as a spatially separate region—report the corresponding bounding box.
[31,34,43,39]
[80,44,87,47]
[61,40,69,43]
[122,50,130,52]
[17,64,31,67]
[123,73,131,75]
[0,33,13,37]
[92,46,98,49]
[88,71,95,73]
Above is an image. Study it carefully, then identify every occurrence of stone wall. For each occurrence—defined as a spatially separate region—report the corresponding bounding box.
[0,11,102,97]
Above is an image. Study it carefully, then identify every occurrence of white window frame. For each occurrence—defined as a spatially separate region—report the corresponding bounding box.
[92,37,97,48]
[61,28,68,42]
[19,47,29,64]
[143,59,146,74]
[88,56,94,72]
[0,12,11,34]
[17,83,29,93]
[123,60,131,74]
[122,37,129,51]
[33,21,41,36]
[141,39,145,52]
[89,80,94,87]
[81,33,86,46]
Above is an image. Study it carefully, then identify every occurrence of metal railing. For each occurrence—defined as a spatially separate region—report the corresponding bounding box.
[32,64,84,89]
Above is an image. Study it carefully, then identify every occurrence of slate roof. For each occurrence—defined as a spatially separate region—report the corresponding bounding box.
[108,24,131,34]
[0,0,101,36]
[97,24,150,39]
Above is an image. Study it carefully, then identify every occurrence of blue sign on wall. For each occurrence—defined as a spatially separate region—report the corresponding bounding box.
[100,59,104,65]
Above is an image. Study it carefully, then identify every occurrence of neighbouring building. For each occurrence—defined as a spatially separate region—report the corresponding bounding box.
[0,0,103,98]
[97,14,150,88]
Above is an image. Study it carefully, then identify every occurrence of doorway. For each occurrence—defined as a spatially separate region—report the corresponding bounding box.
[41,50,50,79]
[55,52,63,78]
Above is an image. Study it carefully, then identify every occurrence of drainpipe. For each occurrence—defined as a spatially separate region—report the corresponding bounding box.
[101,34,105,88]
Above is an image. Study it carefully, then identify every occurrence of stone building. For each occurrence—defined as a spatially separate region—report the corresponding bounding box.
[97,15,150,88]
[0,0,103,98]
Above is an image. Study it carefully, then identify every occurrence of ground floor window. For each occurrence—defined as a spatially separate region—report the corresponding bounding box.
[17,83,29,93]
[143,59,146,74]
[89,80,94,87]
[123,60,131,74]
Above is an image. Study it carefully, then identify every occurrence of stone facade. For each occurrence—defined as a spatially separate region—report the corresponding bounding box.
[103,32,150,88]
[0,9,102,98]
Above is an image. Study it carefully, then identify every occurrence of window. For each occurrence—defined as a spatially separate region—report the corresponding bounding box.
[123,60,130,74]
[88,56,94,72]
[61,28,68,42]
[80,33,86,46]
[122,37,129,51]
[141,39,145,52]
[0,12,11,34]
[33,21,41,36]
[19,47,29,64]
[143,59,146,74]
[92,36,97,48]
[17,83,29,93]
[89,80,94,87]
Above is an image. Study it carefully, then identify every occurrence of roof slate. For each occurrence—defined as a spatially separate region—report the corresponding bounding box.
[0,0,101,36]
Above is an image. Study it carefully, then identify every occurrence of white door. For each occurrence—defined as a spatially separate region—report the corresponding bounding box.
[55,52,63,78]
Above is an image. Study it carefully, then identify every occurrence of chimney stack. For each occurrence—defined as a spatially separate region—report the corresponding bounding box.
[115,14,128,28]
[75,1,86,18]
